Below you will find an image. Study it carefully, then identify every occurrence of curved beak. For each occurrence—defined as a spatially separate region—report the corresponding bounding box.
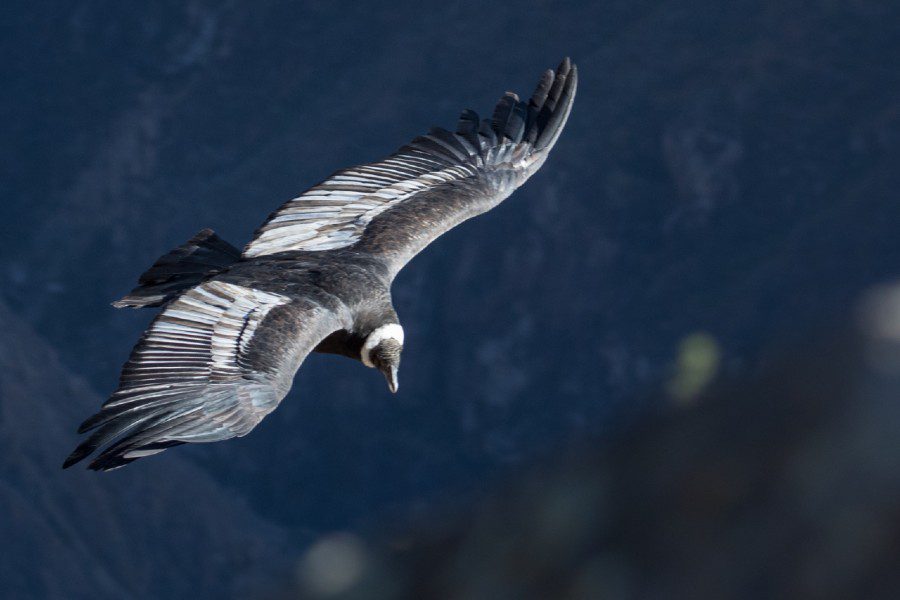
[382,365,399,394]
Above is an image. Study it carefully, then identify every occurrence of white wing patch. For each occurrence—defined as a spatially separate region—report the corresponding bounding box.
[110,281,290,405]
[243,157,480,257]
[243,59,576,261]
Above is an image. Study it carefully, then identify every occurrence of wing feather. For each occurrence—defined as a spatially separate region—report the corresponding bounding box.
[64,281,346,470]
[242,58,578,270]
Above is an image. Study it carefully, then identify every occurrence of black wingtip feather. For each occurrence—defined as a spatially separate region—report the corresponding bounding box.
[77,411,104,434]
[535,63,577,150]
[508,102,527,143]
[67,408,189,470]
[529,69,554,110]
[456,109,481,148]
[491,92,519,141]
[62,450,85,469]
[89,442,184,471]
[88,417,191,471]
[67,417,135,467]
[482,57,576,151]
[64,423,115,468]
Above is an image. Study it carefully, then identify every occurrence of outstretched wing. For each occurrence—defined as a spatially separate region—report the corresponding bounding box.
[64,281,348,470]
[243,57,577,277]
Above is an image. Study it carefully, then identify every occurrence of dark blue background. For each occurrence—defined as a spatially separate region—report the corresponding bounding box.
[1,1,897,597]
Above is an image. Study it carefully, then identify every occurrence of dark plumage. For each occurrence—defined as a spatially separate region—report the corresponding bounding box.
[64,57,578,470]
[113,229,242,308]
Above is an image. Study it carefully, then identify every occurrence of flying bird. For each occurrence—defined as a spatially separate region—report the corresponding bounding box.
[64,58,577,470]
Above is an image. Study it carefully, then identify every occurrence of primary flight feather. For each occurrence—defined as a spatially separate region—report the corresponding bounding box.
[64,57,578,470]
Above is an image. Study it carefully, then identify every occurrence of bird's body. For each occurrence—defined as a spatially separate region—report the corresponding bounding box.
[221,249,396,360]
[65,58,578,470]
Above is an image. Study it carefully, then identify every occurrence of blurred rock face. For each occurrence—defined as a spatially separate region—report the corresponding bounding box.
[285,284,900,600]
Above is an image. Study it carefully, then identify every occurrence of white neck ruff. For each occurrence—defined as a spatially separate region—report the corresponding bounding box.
[361,323,404,367]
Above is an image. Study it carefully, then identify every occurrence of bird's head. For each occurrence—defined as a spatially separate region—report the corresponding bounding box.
[361,323,404,393]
